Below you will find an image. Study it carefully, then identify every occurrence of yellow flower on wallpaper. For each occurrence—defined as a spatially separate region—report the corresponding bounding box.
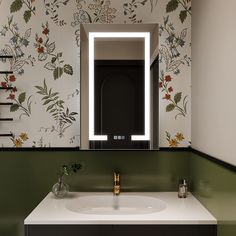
[169,138,179,147]
[11,132,29,147]
[19,133,29,141]
[175,132,185,141]
[166,131,185,148]
[12,138,23,148]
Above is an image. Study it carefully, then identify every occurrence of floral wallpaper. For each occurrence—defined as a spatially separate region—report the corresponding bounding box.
[0,0,191,148]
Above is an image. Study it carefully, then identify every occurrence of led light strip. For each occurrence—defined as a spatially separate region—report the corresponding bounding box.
[89,32,150,141]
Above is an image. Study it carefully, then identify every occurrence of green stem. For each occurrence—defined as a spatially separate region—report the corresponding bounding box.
[22,0,36,15]
[58,176,63,192]
[60,124,72,136]
[169,98,186,117]
[175,104,186,117]
[4,74,8,83]
[15,99,31,117]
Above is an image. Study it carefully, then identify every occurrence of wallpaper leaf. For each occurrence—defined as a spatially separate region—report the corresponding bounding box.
[53,67,63,80]
[18,92,26,104]
[10,103,20,112]
[10,0,36,23]
[123,0,149,23]
[44,0,70,27]
[24,28,31,39]
[166,0,191,23]
[63,64,73,75]
[35,79,78,137]
[10,92,32,119]
[179,10,187,23]
[23,10,31,23]
[44,62,56,71]
[10,0,23,13]
[166,0,178,13]
[174,92,182,104]
[47,42,55,54]
[166,104,175,112]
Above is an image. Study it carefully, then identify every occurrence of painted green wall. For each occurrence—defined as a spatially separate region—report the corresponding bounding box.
[190,152,236,236]
[3,150,236,236]
[0,151,190,236]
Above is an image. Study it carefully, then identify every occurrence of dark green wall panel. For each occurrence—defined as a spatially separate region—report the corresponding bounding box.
[3,150,236,236]
[190,152,236,236]
[0,151,190,236]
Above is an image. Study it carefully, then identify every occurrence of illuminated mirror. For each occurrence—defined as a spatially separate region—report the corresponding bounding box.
[80,24,159,150]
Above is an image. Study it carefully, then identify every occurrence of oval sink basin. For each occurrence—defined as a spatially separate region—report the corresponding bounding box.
[66,195,167,215]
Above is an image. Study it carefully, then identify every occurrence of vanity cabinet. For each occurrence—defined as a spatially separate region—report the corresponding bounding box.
[25,224,216,236]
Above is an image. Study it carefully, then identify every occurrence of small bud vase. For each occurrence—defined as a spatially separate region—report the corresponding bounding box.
[52,177,69,198]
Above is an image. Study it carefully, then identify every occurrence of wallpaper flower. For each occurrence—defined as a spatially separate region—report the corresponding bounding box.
[35,22,73,80]
[0,0,191,148]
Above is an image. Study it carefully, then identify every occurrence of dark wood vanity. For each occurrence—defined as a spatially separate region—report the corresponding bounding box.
[25,224,216,236]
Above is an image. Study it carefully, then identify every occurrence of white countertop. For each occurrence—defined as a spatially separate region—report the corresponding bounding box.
[24,192,216,225]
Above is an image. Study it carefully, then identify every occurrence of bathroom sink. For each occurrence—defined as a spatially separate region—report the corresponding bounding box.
[25,192,217,225]
[65,194,167,215]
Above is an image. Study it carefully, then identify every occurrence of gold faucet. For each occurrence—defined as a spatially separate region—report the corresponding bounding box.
[113,172,120,195]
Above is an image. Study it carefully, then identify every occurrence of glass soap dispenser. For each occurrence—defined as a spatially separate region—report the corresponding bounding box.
[178,179,188,198]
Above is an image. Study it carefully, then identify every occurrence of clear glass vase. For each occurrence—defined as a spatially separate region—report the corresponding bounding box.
[52,177,69,198]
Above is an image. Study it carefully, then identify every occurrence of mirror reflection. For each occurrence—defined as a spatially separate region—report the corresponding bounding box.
[80,24,159,150]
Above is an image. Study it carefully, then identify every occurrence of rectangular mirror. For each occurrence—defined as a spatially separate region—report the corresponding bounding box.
[80,24,159,150]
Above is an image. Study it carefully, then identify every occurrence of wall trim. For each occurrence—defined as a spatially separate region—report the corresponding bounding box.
[158,147,190,152]
[191,148,236,172]
[0,147,80,152]
[0,147,190,152]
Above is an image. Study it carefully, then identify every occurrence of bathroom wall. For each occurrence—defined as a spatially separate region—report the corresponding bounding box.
[0,150,190,236]
[191,0,236,166]
[0,1,191,235]
[190,151,236,236]
[191,1,236,234]
[0,0,191,148]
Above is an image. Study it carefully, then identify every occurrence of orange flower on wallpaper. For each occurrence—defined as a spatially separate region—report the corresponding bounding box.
[175,132,185,141]
[11,133,29,147]
[12,138,23,148]
[19,133,29,141]
[166,131,185,147]
[169,138,179,147]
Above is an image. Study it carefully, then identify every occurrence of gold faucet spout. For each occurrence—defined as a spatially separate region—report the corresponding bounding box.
[113,172,120,195]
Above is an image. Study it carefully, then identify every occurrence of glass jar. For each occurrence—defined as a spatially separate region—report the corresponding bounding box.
[52,177,69,198]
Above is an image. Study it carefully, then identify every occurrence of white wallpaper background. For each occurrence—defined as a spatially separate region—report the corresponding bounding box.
[0,0,191,148]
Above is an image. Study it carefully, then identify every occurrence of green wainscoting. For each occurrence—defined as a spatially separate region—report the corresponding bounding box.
[190,152,236,236]
[0,151,190,236]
